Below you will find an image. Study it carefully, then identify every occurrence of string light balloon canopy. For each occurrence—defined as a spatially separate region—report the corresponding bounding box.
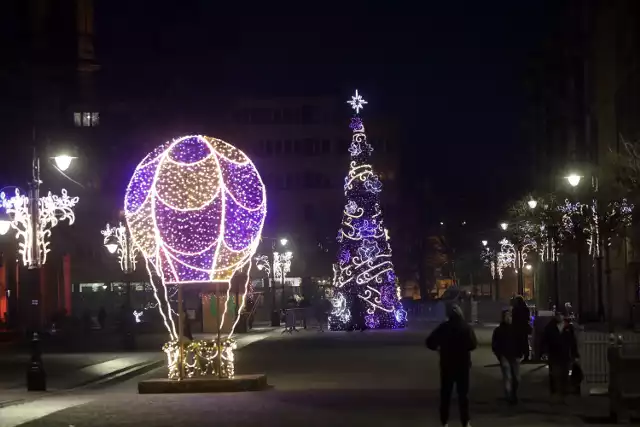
[124,135,267,286]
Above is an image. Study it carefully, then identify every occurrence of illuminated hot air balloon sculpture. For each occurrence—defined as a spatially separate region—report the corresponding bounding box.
[124,135,267,379]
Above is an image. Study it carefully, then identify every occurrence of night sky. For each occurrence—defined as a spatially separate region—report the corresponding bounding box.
[5,1,554,231]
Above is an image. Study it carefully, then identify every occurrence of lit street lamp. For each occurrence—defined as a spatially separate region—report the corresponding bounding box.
[500,222,508,231]
[0,148,79,391]
[528,199,538,210]
[566,174,582,187]
[52,155,75,172]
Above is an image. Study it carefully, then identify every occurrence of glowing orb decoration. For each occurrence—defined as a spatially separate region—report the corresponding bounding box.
[124,135,267,285]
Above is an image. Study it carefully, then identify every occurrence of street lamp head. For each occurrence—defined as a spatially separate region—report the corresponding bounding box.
[105,243,118,254]
[481,240,488,247]
[256,264,264,271]
[500,222,508,231]
[528,199,538,209]
[53,155,74,172]
[285,251,293,257]
[566,174,582,187]
[280,238,288,246]
[525,264,533,271]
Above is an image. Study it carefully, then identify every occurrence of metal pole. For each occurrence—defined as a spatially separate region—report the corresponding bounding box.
[577,242,583,322]
[605,241,614,333]
[596,255,604,321]
[177,285,184,380]
[216,285,222,378]
[494,252,500,301]
[26,147,46,391]
[517,250,524,295]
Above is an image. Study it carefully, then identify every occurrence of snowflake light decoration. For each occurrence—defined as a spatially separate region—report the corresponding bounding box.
[0,188,79,268]
[273,251,293,281]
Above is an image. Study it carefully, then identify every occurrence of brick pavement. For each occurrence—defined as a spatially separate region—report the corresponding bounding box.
[1,325,622,426]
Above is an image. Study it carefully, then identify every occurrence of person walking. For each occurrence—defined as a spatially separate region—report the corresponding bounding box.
[426,304,477,427]
[492,309,526,404]
[511,295,531,362]
[541,306,579,403]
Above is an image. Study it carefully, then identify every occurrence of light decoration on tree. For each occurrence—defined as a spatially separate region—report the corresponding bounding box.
[124,135,266,378]
[101,222,139,274]
[497,235,536,274]
[0,188,78,268]
[330,90,407,331]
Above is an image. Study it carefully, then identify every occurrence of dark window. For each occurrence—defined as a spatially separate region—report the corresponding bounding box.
[303,204,314,221]
[293,140,302,155]
[303,138,314,156]
[283,108,294,123]
[285,173,294,189]
[273,109,282,124]
[321,139,331,154]
[274,140,282,155]
[301,105,314,124]
[284,140,292,155]
[265,140,273,156]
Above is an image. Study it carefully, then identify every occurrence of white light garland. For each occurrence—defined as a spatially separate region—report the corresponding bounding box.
[0,188,78,268]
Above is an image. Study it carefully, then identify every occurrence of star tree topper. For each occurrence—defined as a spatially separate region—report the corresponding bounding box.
[347,89,368,114]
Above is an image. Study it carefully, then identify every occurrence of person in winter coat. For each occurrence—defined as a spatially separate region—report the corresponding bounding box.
[541,306,579,402]
[426,304,477,427]
[492,308,527,404]
[511,296,532,362]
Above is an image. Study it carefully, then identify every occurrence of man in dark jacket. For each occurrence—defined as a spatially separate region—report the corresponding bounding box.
[541,306,579,402]
[426,304,477,427]
[511,296,532,361]
[492,308,527,404]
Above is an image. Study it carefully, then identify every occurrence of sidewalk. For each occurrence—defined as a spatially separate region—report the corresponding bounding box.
[0,352,163,407]
[0,325,278,409]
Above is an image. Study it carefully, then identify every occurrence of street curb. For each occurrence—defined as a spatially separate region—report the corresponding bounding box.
[78,359,165,389]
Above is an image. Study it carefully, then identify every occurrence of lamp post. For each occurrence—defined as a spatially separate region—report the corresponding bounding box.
[101,222,138,350]
[481,240,500,300]
[0,149,79,391]
[274,251,293,308]
[254,237,291,326]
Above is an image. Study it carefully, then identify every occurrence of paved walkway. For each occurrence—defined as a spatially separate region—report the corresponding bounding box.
[0,324,621,426]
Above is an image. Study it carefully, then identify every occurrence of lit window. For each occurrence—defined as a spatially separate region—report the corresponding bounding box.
[74,112,100,127]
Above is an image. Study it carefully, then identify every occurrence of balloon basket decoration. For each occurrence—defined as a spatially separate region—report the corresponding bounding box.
[124,135,268,392]
[163,338,237,379]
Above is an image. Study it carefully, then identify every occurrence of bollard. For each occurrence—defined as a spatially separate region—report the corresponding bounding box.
[26,332,46,391]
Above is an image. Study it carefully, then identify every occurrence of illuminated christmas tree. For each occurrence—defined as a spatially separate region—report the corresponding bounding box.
[329,90,407,331]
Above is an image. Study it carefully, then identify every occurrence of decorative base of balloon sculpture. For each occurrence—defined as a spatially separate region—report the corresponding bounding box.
[138,374,268,394]
[137,338,268,394]
[163,338,237,379]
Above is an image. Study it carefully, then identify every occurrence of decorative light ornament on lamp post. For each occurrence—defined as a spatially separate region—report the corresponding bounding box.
[101,222,138,274]
[0,189,78,269]
[274,250,293,306]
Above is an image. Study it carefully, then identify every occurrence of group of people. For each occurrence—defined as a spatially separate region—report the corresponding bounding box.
[426,296,580,427]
